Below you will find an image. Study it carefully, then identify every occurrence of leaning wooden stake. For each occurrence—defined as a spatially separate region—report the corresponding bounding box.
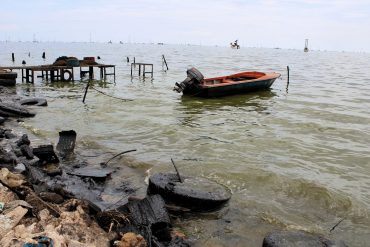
[82,82,90,103]
[162,55,169,71]
[287,66,290,84]
[171,158,183,183]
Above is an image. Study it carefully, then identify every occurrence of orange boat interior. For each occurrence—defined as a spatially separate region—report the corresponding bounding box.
[204,71,266,85]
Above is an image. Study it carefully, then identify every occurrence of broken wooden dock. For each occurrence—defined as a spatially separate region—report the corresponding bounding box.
[0,64,115,83]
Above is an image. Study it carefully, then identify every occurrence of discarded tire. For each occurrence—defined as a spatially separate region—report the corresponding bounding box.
[0,103,36,117]
[20,98,47,106]
[148,173,231,211]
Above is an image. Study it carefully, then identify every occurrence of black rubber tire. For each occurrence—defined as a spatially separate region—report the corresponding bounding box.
[187,67,204,82]
[20,98,48,106]
[148,173,231,211]
[62,70,72,81]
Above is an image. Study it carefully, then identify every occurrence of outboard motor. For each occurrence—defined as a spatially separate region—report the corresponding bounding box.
[174,67,204,93]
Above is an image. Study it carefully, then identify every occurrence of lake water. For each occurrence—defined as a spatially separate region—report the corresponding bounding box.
[1,42,370,246]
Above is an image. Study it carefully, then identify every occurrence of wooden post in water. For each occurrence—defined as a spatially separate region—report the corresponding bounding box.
[162,55,168,71]
[11,53,15,62]
[89,66,94,80]
[42,52,46,59]
[304,39,309,52]
[82,82,90,103]
[286,66,290,93]
[127,57,129,63]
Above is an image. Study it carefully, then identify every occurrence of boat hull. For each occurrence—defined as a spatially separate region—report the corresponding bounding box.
[183,72,280,97]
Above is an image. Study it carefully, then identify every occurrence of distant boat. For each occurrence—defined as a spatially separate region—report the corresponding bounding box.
[119,41,123,44]
[174,68,280,97]
[304,39,309,52]
[230,39,240,49]
[108,40,112,44]
[230,43,240,49]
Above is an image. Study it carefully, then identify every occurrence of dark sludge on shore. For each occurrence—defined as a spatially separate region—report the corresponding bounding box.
[0,75,349,247]
[0,85,196,246]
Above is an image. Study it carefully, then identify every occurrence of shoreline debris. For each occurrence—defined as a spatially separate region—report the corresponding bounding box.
[148,172,231,212]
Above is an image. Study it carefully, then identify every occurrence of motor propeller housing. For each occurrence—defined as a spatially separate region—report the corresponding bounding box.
[174,67,204,93]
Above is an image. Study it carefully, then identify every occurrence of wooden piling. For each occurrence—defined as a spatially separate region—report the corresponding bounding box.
[287,66,290,84]
[162,55,168,71]
[127,57,129,63]
[42,52,46,59]
[82,82,90,103]
[12,53,15,62]
[89,66,94,80]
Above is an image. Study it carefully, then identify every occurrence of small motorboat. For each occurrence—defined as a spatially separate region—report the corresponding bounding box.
[174,68,280,97]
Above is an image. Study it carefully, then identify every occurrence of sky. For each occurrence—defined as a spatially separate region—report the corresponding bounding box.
[1,0,370,52]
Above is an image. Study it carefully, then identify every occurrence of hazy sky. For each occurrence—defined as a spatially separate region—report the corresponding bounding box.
[1,0,369,52]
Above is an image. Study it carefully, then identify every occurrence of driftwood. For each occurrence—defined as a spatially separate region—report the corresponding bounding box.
[12,185,61,218]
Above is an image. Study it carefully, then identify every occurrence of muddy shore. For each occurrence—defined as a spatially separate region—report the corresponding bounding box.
[0,85,193,247]
[0,83,350,247]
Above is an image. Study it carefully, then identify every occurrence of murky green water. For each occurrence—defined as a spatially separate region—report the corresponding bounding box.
[1,42,370,246]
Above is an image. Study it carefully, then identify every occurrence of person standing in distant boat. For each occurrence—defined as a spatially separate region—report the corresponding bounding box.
[230,40,240,49]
